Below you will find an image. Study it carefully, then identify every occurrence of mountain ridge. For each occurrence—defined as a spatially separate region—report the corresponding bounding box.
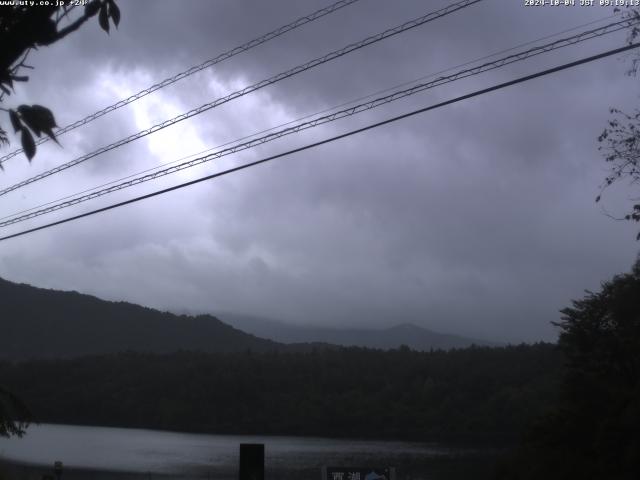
[0,277,496,360]
[0,277,284,360]
[215,312,497,351]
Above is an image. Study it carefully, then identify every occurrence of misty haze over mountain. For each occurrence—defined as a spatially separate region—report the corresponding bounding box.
[2,0,638,346]
[215,312,498,350]
[0,277,495,360]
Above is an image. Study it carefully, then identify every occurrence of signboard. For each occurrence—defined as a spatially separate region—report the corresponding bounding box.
[322,466,396,480]
[53,461,63,480]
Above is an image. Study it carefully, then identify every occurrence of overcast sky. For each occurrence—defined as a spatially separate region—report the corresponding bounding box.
[1,0,639,342]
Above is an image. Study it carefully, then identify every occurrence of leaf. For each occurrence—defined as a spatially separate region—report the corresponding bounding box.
[108,0,120,28]
[595,195,601,203]
[85,0,101,17]
[9,109,22,133]
[0,76,15,97]
[17,105,58,142]
[29,105,58,142]
[17,105,42,137]
[21,129,36,161]
[29,105,57,127]
[35,18,58,46]
[99,4,110,33]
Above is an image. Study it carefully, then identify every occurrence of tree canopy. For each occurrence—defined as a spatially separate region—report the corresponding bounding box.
[0,343,562,442]
[0,0,120,438]
[596,8,640,239]
[0,386,30,437]
[503,259,640,479]
[0,0,120,164]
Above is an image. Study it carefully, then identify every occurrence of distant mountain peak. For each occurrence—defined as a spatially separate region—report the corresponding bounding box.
[385,323,423,332]
[217,314,497,351]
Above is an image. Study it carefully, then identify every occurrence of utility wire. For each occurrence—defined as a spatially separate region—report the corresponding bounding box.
[0,12,619,226]
[0,8,623,224]
[0,0,362,166]
[0,0,483,197]
[1,42,637,243]
[2,14,621,220]
[3,11,619,223]
[0,17,635,228]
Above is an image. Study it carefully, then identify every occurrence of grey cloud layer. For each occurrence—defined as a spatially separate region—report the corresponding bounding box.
[1,0,638,343]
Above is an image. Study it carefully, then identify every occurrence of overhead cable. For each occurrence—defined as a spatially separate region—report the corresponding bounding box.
[0,17,635,228]
[1,42,638,243]
[0,0,362,166]
[5,10,618,224]
[0,0,483,197]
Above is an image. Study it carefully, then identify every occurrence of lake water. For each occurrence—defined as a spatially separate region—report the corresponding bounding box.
[0,424,492,479]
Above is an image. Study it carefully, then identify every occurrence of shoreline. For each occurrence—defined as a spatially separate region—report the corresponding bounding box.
[12,420,516,448]
[0,424,508,480]
[0,459,230,480]
[1,451,502,480]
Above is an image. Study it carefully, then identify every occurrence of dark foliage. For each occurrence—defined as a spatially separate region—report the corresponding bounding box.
[500,260,640,480]
[0,386,30,437]
[0,0,119,163]
[0,344,562,443]
[597,107,640,239]
[596,7,640,239]
[1,1,121,436]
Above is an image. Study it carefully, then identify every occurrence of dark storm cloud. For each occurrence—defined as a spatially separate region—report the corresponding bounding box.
[1,0,639,343]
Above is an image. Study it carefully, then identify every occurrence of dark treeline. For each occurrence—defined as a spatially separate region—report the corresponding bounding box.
[0,343,561,442]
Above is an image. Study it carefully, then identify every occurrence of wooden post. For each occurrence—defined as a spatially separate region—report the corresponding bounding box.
[53,461,63,480]
[239,443,264,480]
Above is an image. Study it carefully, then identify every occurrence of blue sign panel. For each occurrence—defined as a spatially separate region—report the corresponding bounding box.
[323,466,395,480]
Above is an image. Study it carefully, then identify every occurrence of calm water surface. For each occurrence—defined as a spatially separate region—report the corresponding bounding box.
[0,424,468,475]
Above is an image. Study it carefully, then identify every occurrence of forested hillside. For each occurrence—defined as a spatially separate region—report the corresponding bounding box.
[0,277,496,359]
[0,344,562,442]
[0,277,282,359]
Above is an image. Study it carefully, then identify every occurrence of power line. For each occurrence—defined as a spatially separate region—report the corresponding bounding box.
[1,42,637,243]
[6,6,611,226]
[4,11,620,224]
[4,13,622,220]
[0,0,362,166]
[0,16,635,228]
[1,17,633,225]
[0,0,483,198]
